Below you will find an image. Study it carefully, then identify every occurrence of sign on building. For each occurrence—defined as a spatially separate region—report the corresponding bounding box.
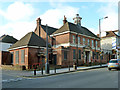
[112,38,116,49]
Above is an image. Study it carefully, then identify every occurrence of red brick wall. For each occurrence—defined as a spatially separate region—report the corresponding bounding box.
[1,51,11,65]
[28,48,39,65]
[53,33,69,45]
[34,26,40,37]
[35,26,51,44]
[10,48,29,66]
[70,33,100,48]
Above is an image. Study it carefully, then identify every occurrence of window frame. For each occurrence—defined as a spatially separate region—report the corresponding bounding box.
[78,50,81,60]
[15,51,19,64]
[73,49,76,60]
[78,37,80,45]
[83,38,85,45]
[92,40,94,47]
[73,35,76,44]
[64,51,67,60]
[21,50,25,64]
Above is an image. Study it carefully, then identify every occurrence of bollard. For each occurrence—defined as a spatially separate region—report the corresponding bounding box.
[54,66,56,74]
[68,65,70,72]
[34,69,36,75]
[73,65,77,70]
[41,67,43,75]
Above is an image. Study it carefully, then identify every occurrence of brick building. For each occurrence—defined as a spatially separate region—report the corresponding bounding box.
[8,32,47,69]
[50,14,102,66]
[8,14,108,68]
[0,35,17,65]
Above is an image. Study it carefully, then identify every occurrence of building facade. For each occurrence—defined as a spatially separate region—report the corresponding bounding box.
[101,30,120,59]
[0,35,17,65]
[8,32,48,69]
[7,14,109,69]
[50,14,103,66]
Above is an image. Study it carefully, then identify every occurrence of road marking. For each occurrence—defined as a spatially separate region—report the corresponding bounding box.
[2,78,23,83]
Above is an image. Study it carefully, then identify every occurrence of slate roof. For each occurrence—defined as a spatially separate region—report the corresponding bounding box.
[52,22,99,39]
[34,25,58,35]
[41,25,58,35]
[0,35,18,44]
[9,32,46,50]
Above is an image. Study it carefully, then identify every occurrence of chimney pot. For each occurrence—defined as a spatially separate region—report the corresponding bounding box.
[36,17,41,25]
[63,15,67,25]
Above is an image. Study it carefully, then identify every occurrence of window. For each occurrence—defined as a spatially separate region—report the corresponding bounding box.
[92,40,94,47]
[78,37,80,44]
[73,35,75,43]
[92,51,95,59]
[78,50,81,59]
[96,41,98,48]
[11,52,14,64]
[21,50,25,64]
[101,55,103,60]
[73,49,76,59]
[88,39,90,45]
[64,51,67,60]
[83,38,85,45]
[15,51,19,64]
[96,52,99,59]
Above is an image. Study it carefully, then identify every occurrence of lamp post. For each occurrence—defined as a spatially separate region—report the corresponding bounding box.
[45,24,49,74]
[99,16,108,66]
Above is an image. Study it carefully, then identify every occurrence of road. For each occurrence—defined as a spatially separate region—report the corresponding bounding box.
[2,68,119,88]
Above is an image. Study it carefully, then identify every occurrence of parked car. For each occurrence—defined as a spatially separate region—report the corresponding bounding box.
[108,59,120,70]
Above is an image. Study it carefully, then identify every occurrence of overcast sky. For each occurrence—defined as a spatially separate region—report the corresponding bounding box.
[0,0,119,39]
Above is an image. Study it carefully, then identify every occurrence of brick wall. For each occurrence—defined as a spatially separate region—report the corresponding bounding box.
[10,48,28,67]
[1,51,11,65]
[53,33,69,45]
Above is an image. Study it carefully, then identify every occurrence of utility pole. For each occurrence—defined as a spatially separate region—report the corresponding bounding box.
[99,16,108,66]
[45,24,49,74]
[76,34,78,70]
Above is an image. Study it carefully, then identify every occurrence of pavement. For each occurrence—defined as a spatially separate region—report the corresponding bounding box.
[2,67,119,88]
[23,64,107,77]
[2,64,107,83]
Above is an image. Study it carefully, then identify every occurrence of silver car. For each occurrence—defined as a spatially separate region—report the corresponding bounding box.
[108,59,120,70]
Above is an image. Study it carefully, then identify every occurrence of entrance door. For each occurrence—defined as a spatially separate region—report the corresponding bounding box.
[85,51,89,63]
[11,53,13,64]
[53,54,57,65]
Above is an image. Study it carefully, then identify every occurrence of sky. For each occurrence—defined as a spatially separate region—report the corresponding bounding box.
[0,0,119,40]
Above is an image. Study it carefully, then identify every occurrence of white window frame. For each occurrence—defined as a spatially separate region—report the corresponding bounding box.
[88,39,90,46]
[73,35,76,44]
[78,37,80,45]
[96,41,98,48]
[83,38,85,45]
[92,40,94,47]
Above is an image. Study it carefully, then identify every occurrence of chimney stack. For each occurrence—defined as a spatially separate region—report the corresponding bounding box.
[63,15,67,25]
[36,17,41,37]
[36,17,41,26]
[73,14,82,26]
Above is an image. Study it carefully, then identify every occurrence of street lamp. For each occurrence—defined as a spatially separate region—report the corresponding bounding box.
[99,16,108,66]
[45,24,49,74]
